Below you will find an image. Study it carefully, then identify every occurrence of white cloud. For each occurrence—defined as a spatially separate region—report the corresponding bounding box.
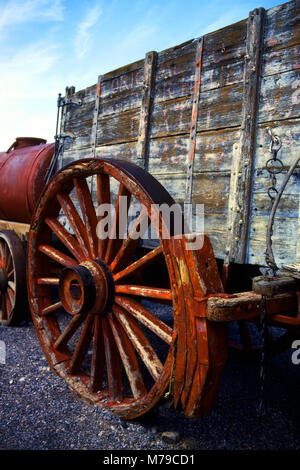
[0,38,61,147]
[0,0,64,32]
[75,4,102,58]
[0,41,59,102]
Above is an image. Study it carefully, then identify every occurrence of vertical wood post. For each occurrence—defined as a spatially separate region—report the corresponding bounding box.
[59,86,75,170]
[224,8,265,266]
[137,51,157,171]
[185,38,203,213]
[91,75,103,158]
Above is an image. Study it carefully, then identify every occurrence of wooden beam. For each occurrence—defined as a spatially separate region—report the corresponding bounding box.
[137,51,157,170]
[59,86,75,170]
[224,8,265,265]
[91,75,103,158]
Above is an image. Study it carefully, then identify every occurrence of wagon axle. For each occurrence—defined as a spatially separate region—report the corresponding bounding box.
[58,259,114,316]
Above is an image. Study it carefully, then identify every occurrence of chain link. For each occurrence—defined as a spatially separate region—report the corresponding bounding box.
[257,128,283,417]
[257,294,267,417]
[264,128,283,275]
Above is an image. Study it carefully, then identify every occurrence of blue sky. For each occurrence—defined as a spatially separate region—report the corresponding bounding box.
[0,0,280,148]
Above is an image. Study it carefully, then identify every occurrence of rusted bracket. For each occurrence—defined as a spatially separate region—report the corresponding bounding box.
[185,37,203,211]
[137,51,157,171]
[224,8,265,265]
[62,96,82,107]
[46,86,77,181]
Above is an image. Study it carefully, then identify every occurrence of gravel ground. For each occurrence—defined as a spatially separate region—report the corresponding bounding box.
[0,319,299,451]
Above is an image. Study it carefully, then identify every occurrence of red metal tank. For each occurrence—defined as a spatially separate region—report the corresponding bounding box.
[0,137,54,223]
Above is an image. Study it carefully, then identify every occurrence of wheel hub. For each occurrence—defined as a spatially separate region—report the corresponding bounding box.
[0,268,8,291]
[58,259,114,315]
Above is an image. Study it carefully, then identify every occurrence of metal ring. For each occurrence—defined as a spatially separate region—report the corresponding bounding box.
[265,158,284,174]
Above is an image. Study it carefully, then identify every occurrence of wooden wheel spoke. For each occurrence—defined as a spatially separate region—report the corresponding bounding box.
[90,316,105,392]
[7,287,15,307]
[55,313,88,350]
[5,291,13,314]
[108,312,147,399]
[74,178,98,258]
[45,217,85,262]
[8,281,16,292]
[115,296,172,344]
[69,314,94,374]
[102,316,123,402]
[7,270,14,280]
[37,278,60,286]
[110,208,149,273]
[38,244,77,267]
[42,301,63,316]
[113,304,163,381]
[6,252,13,272]
[97,173,111,259]
[57,192,90,257]
[0,242,7,268]
[113,245,163,282]
[115,285,172,301]
[104,183,131,265]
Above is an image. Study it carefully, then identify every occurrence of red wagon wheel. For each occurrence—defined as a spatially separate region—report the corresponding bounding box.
[28,158,184,419]
[0,230,27,326]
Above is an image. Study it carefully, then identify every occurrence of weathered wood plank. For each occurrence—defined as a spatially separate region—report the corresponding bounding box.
[262,44,300,77]
[247,215,298,266]
[96,109,140,145]
[264,0,300,51]
[258,69,300,123]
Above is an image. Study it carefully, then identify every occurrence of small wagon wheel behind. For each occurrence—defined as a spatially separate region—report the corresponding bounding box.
[0,230,27,326]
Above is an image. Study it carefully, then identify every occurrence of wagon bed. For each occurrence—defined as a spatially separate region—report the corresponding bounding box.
[57,0,300,269]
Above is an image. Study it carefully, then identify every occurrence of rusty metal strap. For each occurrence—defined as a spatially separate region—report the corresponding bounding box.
[185,37,203,207]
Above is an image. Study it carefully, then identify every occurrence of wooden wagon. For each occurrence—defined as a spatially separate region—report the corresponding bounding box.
[0,0,299,420]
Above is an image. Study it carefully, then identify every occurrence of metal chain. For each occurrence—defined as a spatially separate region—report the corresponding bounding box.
[257,294,267,417]
[257,128,283,417]
[264,127,283,275]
